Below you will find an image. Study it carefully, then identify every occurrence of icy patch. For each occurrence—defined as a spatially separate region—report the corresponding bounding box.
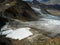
[2,29,13,35]
[40,18,60,25]
[32,7,41,13]
[2,27,33,40]
[26,18,60,36]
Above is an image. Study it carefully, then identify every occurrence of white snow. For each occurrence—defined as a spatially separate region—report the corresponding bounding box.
[2,27,33,40]
[2,29,13,35]
[32,7,41,13]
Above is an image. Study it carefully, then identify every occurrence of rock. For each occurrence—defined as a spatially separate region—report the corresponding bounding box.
[2,1,38,21]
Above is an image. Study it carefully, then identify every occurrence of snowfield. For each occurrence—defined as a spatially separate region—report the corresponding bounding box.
[1,27,33,40]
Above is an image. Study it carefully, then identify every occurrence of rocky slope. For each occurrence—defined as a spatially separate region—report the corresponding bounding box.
[0,0,38,21]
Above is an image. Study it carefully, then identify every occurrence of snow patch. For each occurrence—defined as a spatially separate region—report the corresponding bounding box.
[32,7,41,13]
[2,27,33,40]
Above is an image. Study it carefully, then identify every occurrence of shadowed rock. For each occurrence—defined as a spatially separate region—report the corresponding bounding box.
[2,1,38,21]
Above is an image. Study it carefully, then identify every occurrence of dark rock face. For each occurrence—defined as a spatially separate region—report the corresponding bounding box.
[2,1,38,21]
[0,36,12,45]
[0,0,5,3]
[0,16,8,29]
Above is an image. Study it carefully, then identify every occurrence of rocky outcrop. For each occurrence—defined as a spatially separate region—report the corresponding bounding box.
[0,0,38,21]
